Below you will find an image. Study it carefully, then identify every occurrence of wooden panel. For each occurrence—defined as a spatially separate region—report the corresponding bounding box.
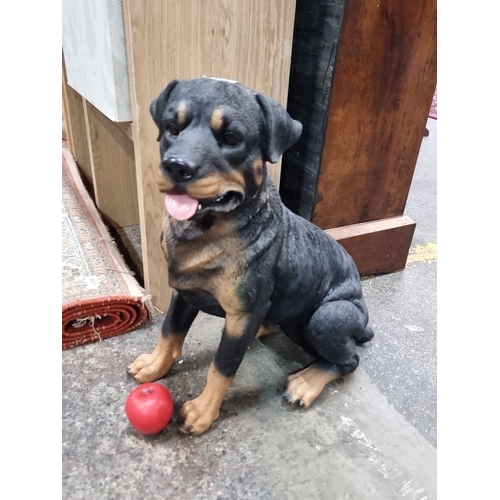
[83,100,140,228]
[326,216,416,276]
[312,0,437,229]
[123,0,297,310]
[62,61,75,153]
[62,60,93,184]
[114,121,133,142]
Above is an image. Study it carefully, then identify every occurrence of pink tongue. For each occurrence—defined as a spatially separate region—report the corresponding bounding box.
[165,193,199,221]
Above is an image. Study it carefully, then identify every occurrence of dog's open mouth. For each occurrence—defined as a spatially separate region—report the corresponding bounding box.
[165,190,243,221]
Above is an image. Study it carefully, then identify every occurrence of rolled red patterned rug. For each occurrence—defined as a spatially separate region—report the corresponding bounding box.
[62,148,152,350]
[62,296,149,349]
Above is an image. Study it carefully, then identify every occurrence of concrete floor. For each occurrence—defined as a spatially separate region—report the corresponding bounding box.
[62,118,437,499]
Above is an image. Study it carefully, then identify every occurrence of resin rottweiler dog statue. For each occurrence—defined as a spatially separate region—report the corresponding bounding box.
[127,78,374,435]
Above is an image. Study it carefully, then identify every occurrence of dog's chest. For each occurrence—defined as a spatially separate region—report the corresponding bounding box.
[162,216,246,314]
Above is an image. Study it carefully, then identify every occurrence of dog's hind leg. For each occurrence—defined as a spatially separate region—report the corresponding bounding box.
[283,300,369,408]
[127,292,199,383]
[356,325,375,345]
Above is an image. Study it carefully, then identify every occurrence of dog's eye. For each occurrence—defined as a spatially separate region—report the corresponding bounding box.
[221,132,240,147]
[166,124,180,137]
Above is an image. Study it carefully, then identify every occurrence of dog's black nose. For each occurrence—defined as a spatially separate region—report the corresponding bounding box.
[161,157,198,183]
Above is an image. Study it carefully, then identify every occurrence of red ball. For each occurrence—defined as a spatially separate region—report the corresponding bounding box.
[125,383,174,435]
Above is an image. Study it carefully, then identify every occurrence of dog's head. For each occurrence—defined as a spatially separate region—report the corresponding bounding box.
[150,78,302,221]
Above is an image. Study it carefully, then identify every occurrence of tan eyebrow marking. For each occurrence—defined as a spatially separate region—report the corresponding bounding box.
[177,100,187,125]
[210,107,224,131]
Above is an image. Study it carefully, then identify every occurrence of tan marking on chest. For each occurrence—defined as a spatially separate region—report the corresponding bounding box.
[164,216,245,315]
[173,242,224,273]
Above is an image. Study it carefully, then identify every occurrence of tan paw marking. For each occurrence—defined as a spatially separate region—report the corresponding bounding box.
[178,396,221,436]
[127,332,184,383]
[127,352,175,383]
[283,363,341,408]
[255,323,280,339]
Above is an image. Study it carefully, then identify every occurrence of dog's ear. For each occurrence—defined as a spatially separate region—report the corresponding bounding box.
[150,79,179,130]
[255,93,302,163]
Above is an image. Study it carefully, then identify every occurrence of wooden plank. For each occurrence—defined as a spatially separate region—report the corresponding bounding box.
[83,100,140,228]
[62,58,93,184]
[122,0,297,310]
[114,121,133,142]
[325,216,416,276]
[312,0,437,229]
[62,58,75,154]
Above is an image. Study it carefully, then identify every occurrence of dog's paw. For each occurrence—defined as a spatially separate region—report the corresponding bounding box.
[282,364,341,408]
[282,375,319,408]
[177,396,221,436]
[126,352,175,383]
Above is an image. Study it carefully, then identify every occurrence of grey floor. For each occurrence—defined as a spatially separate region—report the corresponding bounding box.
[62,118,437,499]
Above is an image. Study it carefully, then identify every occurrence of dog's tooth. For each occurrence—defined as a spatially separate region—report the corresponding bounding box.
[198,203,202,210]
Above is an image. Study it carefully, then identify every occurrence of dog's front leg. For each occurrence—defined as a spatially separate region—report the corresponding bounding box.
[127,292,198,383]
[178,310,266,435]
